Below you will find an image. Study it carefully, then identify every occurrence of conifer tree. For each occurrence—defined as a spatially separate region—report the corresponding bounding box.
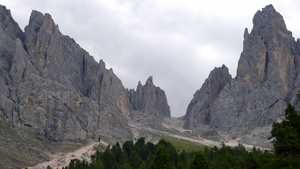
[269,91,300,167]
[190,151,209,169]
[151,145,171,169]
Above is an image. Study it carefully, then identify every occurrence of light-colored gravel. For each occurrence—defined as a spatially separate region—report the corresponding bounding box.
[27,141,108,169]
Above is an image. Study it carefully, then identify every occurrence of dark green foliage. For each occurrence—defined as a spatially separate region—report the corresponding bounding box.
[270,103,300,157]
[122,140,135,158]
[246,153,259,169]
[147,142,155,154]
[129,151,143,168]
[63,138,277,169]
[269,91,300,168]
[95,159,104,169]
[67,159,90,169]
[190,151,209,169]
[112,142,123,163]
[156,139,179,167]
[135,137,150,161]
[46,165,52,169]
[102,145,116,169]
[151,145,172,169]
[179,150,187,166]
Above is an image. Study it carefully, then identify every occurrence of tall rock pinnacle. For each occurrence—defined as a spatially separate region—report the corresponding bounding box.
[128,76,171,118]
[236,4,296,97]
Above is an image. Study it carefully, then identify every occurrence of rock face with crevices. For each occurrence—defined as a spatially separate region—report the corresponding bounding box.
[0,7,133,143]
[0,4,171,146]
[184,5,300,143]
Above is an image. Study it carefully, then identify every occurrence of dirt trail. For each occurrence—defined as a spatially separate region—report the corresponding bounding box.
[28,141,107,169]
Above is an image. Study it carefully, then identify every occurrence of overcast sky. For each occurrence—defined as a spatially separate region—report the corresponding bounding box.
[1,0,299,117]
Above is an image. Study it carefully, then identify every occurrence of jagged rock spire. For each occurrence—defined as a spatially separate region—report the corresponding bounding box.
[146,76,154,85]
[236,4,296,97]
[0,5,23,40]
[128,76,170,118]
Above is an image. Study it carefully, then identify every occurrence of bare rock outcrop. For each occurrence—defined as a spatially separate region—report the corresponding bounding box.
[184,65,232,128]
[184,5,300,145]
[127,76,170,125]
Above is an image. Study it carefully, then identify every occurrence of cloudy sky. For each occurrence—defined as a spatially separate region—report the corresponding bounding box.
[1,0,299,117]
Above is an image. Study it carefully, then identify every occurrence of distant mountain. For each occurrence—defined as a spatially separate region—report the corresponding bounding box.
[127,76,171,125]
[184,4,300,146]
[0,5,170,168]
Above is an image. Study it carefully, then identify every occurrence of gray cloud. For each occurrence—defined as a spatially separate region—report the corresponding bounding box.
[1,0,300,117]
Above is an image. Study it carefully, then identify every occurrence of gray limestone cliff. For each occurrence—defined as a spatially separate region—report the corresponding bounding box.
[185,65,232,128]
[127,76,170,125]
[0,7,133,143]
[184,5,300,144]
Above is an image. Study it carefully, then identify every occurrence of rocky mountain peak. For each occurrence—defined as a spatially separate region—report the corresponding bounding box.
[236,4,296,96]
[0,5,23,40]
[146,76,154,86]
[207,65,232,103]
[128,76,170,119]
[99,59,106,70]
[27,10,60,35]
[252,4,288,36]
[27,10,59,37]
[184,65,231,127]
[138,81,142,86]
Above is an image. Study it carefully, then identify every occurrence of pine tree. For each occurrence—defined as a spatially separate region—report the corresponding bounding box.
[151,145,171,169]
[190,151,209,169]
[95,159,104,169]
[269,91,300,167]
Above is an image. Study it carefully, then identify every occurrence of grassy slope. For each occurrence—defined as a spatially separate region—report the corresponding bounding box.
[163,137,204,153]
[0,120,48,168]
[0,120,84,168]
